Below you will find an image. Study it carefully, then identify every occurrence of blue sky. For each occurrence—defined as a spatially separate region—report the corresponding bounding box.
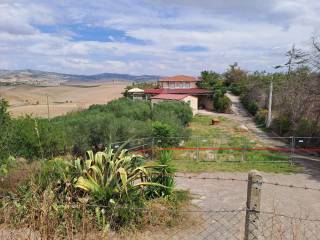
[0,0,319,75]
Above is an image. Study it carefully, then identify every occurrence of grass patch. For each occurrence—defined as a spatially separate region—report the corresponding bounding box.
[172,158,299,173]
[171,115,301,173]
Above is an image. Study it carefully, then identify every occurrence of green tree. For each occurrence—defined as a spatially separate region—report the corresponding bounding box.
[197,71,222,89]
[152,121,179,147]
[224,62,247,87]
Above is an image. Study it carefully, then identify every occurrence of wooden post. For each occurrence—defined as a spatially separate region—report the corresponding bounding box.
[244,170,263,240]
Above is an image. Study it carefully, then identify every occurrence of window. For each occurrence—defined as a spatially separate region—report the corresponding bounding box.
[176,82,183,88]
[183,82,190,88]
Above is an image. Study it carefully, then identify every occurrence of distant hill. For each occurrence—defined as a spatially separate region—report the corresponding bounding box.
[0,69,161,86]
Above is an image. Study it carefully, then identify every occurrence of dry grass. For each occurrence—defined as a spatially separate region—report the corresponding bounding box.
[0,82,128,118]
[0,160,39,195]
[0,195,194,240]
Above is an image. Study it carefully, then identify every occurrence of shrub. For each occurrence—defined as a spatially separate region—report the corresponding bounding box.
[213,95,231,113]
[0,98,10,161]
[152,121,179,147]
[241,96,259,116]
[229,83,243,96]
[152,101,193,127]
[0,156,16,177]
[247,101,259,115]
[7,117,66,160]
[3,98,192,160]
[255,109,268,126]
[272,115,291,135]
[295,118,315,136]
[90,98,152,121]
[145,150,176,199]
[2,147,180,234]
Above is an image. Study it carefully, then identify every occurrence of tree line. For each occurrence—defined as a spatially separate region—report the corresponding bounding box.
[198,37,320,137]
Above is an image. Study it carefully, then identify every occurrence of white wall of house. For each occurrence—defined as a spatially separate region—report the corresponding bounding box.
[182,96,198,114]
[160,81,198,89]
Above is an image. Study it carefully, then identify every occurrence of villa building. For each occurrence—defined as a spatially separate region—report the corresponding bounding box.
[144,75,213,113]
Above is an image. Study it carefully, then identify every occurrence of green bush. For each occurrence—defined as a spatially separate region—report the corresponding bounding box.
[3,147,179,233]
[296,118,315,136]
[0,156,16,177]
[0,98,10,161]
[229,83,243,96]
[152,121,179,147]
[90,98,152,121]
[255,109,268,126]
[152,101,192,127]
[7,117,66,160]
[145,150,175,199]
[241,96,259,116]
[213,95,231,113]
[59,99,192,154]
[2,97,192,160]
[272,115,291,135]
[248,101,259,115]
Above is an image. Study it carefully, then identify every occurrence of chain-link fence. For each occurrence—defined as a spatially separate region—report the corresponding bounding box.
[1,135,320,239]
[1,171,320,239]
[260,211,320,240]
[110,136,320,164]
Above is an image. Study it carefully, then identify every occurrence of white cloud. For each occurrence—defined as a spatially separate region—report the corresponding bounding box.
[0,0,319,75]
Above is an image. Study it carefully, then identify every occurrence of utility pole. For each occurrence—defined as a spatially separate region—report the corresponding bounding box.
[266,80,273,128]
[266,64,285,128]
[46,94,50,121]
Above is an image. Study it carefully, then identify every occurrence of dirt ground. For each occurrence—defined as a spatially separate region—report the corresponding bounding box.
[176,172,320,218]
[0,82,128,118]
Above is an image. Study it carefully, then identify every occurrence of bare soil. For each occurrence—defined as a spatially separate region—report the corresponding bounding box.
[0,82,128,118]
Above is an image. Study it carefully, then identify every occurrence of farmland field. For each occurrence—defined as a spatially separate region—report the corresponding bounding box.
[0,82,128,118]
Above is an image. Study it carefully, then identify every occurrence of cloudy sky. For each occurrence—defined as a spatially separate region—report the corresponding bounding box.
[0,0,319,75]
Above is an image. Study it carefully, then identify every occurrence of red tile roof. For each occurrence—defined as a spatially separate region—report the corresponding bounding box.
[159,75,199,82]
[150,94,190,100]
[144,88,212,95]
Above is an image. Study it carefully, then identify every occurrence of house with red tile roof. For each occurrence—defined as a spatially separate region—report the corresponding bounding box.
[145,75,213,112]
[159,75,199,89]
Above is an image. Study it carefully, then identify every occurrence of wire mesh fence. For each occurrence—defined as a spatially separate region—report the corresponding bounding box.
[1,135,320,239]
[260,211,320,240]
[110,136,320,164]
[1,173,320,239]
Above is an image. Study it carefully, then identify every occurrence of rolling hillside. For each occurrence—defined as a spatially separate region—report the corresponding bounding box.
[0,69,161,86]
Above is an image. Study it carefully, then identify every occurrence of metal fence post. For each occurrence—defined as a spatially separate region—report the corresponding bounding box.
[244,170,263,240]
[241,137,246,162]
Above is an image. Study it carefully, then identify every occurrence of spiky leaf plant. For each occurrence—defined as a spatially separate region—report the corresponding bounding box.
[74,148,166,206]
[145,150,176,199]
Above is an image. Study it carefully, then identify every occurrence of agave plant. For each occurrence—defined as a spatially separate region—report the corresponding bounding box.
[145,150,176,198]
[74,147,165,204]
